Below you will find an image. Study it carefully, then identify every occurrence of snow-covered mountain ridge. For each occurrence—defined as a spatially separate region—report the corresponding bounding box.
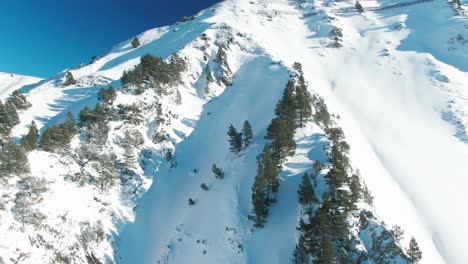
[0,72,42,99]
[0,0,467,263]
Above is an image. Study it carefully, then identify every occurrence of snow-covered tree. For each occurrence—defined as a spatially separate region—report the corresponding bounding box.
[407,237,422,263]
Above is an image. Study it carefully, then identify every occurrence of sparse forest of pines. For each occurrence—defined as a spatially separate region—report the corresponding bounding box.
[121,53,186,94]
[292,92,415,262]
[250,62,313,227]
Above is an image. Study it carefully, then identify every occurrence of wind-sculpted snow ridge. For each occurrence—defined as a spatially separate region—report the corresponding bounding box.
[1,0,467,263]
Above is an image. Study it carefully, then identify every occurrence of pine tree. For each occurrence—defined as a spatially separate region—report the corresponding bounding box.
[250,169,268,227]
[212,163,225,179]
[258,145,280,204]
[98,86,117,104]
[79,106,93,126]
[293,235,310,264]
[298,173,317,212]
[295,82,313,127]
[348,174,362,210]
[0,141,29,177]
[391,225,404,244]
[250,145,279,227]
[131,37,141,48]
[312,160,322,186]
[121,130,136,172]
[227,124,242,154]
[275,80,297,128]
[318,239,336,264]
[8,90,31,110]
[243,120,253,147]
[0,99,19,135]
[355,1,364,14]
[20,121,38,151]
[407,237,422,263]
[266,117,296,165]
[93,103,106,125]
[64,71,76,86]
[63,112,77,136]
[0,100,11,135]
[5,101,19,126]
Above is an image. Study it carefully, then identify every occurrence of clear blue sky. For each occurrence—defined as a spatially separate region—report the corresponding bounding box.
[0,0,221,78]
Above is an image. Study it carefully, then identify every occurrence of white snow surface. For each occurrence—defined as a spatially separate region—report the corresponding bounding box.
[0,72,42,99]
[0,0,467,263]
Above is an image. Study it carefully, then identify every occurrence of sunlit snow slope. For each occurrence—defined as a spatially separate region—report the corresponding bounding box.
[0,72,42,99]
[116,0,468,263]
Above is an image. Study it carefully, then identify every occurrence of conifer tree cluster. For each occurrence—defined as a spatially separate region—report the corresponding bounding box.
[250,64,315,228]
[227,120,253,154]
[79,104,108,128]
[249,145,279,227]
[20,121,38,151]
[121,53,186,94]
[40,112,77,152]
[8,90,31,110]
[292,114,413,262]
[0,99,20,136]
[0,140,29,178]
[64,71,76,86]
[131,37,141,48]
[98,86,117,104]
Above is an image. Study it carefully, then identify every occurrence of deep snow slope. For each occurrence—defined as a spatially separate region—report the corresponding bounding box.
[1,0,467,263]
[117,0,468,263]
[0,72,42,99]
